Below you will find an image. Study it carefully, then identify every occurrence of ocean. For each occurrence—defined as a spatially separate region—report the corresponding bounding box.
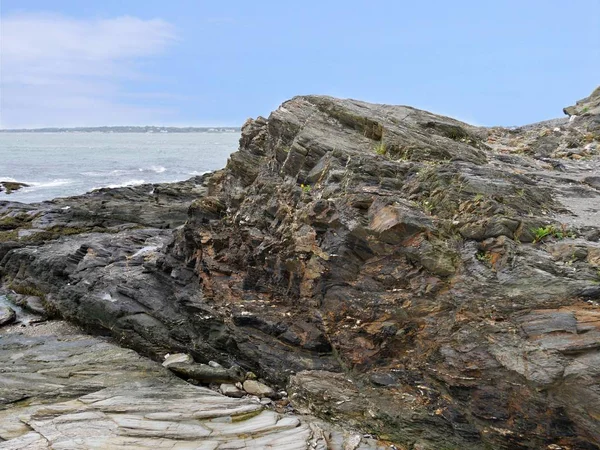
[0,132,240,203]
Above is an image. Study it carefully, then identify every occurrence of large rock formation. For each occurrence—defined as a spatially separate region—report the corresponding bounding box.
[1,87,600,449]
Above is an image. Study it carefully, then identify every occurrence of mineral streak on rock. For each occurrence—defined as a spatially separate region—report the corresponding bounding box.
[1,87,600,449]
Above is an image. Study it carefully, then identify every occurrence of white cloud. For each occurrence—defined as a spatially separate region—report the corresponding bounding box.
[0,13,177,128]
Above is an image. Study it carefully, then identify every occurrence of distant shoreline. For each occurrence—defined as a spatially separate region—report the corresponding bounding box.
[0,126,241,133]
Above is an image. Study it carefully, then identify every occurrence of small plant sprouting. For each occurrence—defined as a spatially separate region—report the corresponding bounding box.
[532,226,554,243]
[374,142,387,155]
[532,224,575,243]
[476,251,492,263]
[421,200,434,212]
[300,183,312,194]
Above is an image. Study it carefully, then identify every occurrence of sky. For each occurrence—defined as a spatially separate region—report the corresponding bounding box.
[0,0,599,128]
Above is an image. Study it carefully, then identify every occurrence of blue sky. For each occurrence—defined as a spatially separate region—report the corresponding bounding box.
[1,0,599,128]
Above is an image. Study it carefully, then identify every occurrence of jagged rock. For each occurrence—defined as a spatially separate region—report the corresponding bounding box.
[564,86,600,116]
[1,87,600,449]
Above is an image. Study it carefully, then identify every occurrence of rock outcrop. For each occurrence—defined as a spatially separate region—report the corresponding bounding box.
[0,181,28,195]
[1,87,600,449]
[0,312,383,449]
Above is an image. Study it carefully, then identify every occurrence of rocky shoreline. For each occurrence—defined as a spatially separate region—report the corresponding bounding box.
[1,87,600,449]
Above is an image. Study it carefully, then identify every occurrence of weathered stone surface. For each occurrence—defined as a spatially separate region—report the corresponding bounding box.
[162,352,193,367]
[167,361,245,384]
[0,320,386,450]
[220,383,245,398]
[564,85,600,116]
[0,305,16,326]
[1,87,600,448]
[243,379,276,398]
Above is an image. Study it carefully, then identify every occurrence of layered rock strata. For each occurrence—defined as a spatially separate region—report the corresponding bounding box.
[1,87,600,449]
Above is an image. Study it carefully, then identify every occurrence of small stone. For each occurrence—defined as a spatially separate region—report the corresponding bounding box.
[245,371,257,380]
[260,397,272,405]
[0,305,16,327]
[162,353,193,368]
[369,372,398,387]
[243,380,276,398]
[208,360,223,368]
[220,383,245,398]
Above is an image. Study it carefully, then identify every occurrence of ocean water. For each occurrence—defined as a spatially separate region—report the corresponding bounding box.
[0,132,240,203]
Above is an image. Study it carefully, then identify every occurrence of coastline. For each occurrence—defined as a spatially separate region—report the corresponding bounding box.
[1,89,599,449]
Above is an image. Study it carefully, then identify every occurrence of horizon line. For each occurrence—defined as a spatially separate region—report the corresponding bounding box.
[0,125,242,132]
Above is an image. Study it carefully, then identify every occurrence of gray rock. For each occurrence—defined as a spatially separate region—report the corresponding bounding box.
[162,352,193,367]
[14,295,47,316]
[369,372,399,387]
[220,383,245,398]
[0,305,16,326]
[243,380,276,398]
[564,85,600,116]
[167,362,245,384]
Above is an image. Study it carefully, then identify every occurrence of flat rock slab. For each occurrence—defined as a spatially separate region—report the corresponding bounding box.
[0,323,386,450]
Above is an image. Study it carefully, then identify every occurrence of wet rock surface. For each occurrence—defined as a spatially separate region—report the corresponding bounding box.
[0,182,29,195]
[1,87,600,449]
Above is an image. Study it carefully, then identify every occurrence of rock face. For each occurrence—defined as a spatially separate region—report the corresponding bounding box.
[1,87,600,449]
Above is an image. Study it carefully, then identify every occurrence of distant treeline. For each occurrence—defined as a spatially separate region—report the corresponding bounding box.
[0,126,241,133]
